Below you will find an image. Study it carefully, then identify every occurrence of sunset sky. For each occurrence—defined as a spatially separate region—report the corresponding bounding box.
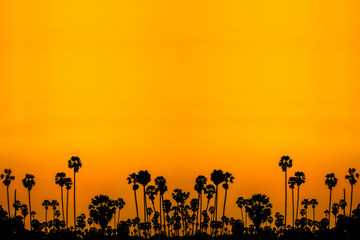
[0,0,360,228]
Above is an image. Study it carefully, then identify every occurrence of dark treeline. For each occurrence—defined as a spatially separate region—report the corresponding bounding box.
[1,155,360,240]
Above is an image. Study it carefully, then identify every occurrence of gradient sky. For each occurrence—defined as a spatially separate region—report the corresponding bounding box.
[0,0,360,228]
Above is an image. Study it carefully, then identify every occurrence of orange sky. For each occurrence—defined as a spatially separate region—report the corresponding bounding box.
[0,0,360,228]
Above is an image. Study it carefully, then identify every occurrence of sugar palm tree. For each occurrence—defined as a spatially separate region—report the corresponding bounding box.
[137,170,151,222]
[64,177,72,227]
[68,156,82,227]
[127,173,140,221]
[288,176,296,226]
[116,198,125,225]
[13,199,21,217]
[20,204,28,228]
[146,185,158,213]
[22,174,35,229]
[325,173,338,227]
[331,203,339,224]
[339,199,347,216]
[194,175,206,233]
[155,176,167,233]
[55,172,66,222]
[222,172,234,217]
[294,171,305,220]
[245,194,272,230]
[1,169,15,218]
[89,194,116,232]
[345,168,359,216]
[42,200,51,222]
[236,197,245,222]
[210,169,225,221]
[278,155,293,226]
[310,199,318,221]
[51,200,59,220]
[204,184,216,212]
[301,199,310,219]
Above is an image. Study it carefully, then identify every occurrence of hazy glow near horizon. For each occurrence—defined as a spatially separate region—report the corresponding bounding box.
[0,0,360,228]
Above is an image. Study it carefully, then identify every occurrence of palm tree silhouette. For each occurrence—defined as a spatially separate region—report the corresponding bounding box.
[127,173,140,222]
[1,169,15,218]
[339,199,347,216]
[42,200,51,222]
[194,175,206,233]
[245,194,272,230]
[301,199,309,219]
[145,185,158,213]
[222,172,234,218]
[236,197,245,222]
[331,203,339,224]
[155,176,167,233]
[89,194,116,232]
[22,174,35,230]
[55,172,66,222]
[68,156,82,227]
[345,168,359,216]
[20,204,28,228]
[137,170,151,222]
[278,155,293,226]
[162,199,172,236]
[190,198,199,234]
[64,177,72,227]
[210,169,225,221]
[13,199,21,217]
[294,171,305,220]
[116,198,125,225]
[288,176,296,226]
[51,200,59,220]
[309,199,318,221]
[325,173,338,227]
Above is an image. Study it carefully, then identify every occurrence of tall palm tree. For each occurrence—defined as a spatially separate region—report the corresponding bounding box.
[89,195,116,232]
[210,169,225,221]
[278,155,293,226]
[22,174,35,229]
[42,200,51,222]
[309,199,318,221]
[51,200,59,220]
[155,176,167,233]
[294,171,305,220]
[1,169,15,218]
[194,175,206,233]
[245,194,272,230]
[236,197,245,222]
[55,172,66,222]
[222,172,234,218]
[301,199,309,219]
[345,168,359,216]
[325,173,338,227]
[137,170,151,222]
[68,156,82,227]
[288,176,296,226]
[64,177,72,227]
[127,173,140,222]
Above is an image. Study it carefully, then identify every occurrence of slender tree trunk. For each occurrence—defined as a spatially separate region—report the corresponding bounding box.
[14,190,17,217]
[28,190,32,230]
[296,185,300,220]
[74,171,76,228]
[241,207,244,222]
[329,189,332,228]
[45,209,48,222]
[143,186,147,222]
[162,195,166,234]
[159,194,162,233]
[223,188,228,217]
[60,187,65,222]
[196,194,200,233]
[117,208,121,225]
[7,186,10,218]
[114,209,116,228]
[151,200,156,212]
[285,170,287,227]
[134,190,139,219]
[199,193,202,233]
[292,188,295,226]
[350,185,353,216]
[343,188,346,215]
[66,189,69,228]
[215,185,218,221]
[313,207,315,222]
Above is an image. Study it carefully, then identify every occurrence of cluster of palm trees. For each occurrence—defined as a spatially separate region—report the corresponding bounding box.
[0,155,360,237]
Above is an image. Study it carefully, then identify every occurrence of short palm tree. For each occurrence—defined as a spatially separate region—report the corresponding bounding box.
[339,199,347,216]
[210,169,225,221]
[116,198,125,225]
[204,184,216,212]
[194,175,206,233]
[127,173,140,221]
[42,200,51,222]
[325,173,338,227]
[245,194,272,230]
[155,176,167,233]
[22,174,35,229]
[89,195,116,232]
[13,199,21,217]
[68,156,82,227]
[64,177,72,227]
[301,199,310,219]
[222,172,234,217]
[137,170,151,222]
[146,185,158,212]
[1,169,15,218]
[294,171,305,220]
[20,204,28,227]
[345,168,359,216]
[55,172,66,222]
[288,176,296,226]
[51,200,59,220]
[236,197,245,222]
[332,203,339,224]
[279,155,293,226]
[310,199,318,221]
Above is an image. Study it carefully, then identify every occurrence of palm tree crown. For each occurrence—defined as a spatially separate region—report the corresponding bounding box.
[325,173,338,190]
[22,174,35,190]
[278,156,292,172]
[68,156,82,173]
